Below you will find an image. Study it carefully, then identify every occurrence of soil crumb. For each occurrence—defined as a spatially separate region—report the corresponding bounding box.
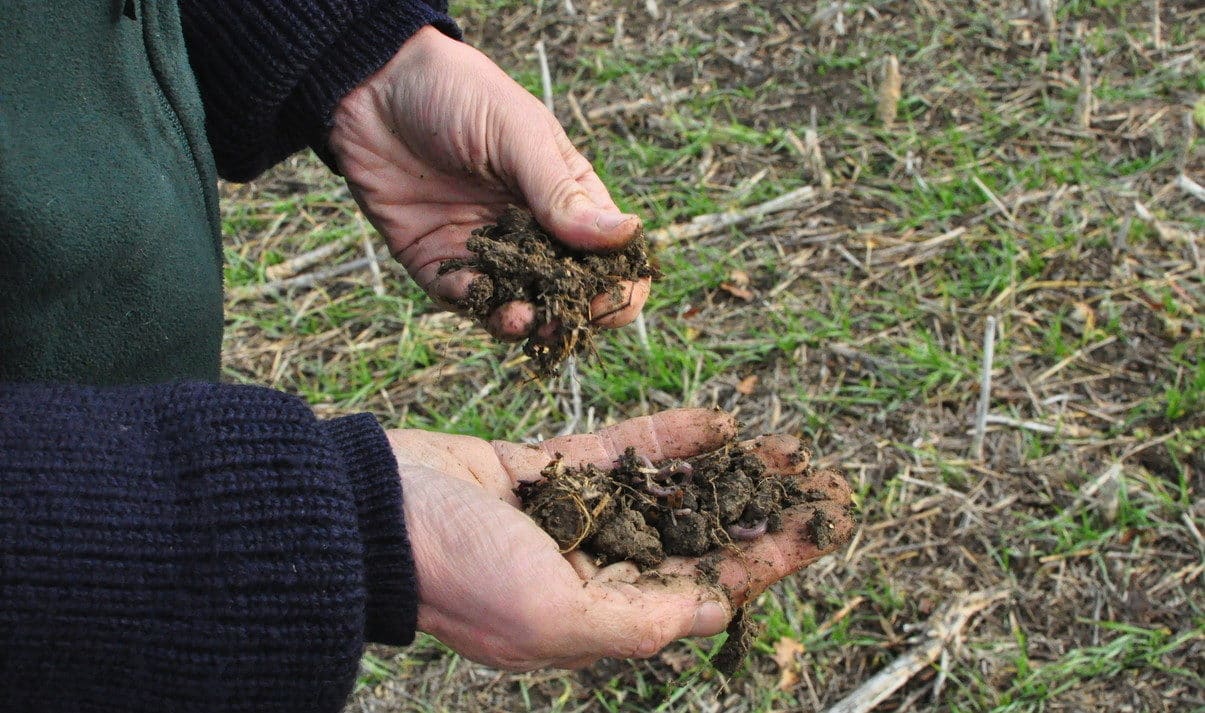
[517,443,815,567]
[438,207,659,375]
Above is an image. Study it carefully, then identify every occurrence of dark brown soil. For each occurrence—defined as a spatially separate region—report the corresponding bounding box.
[517,441,849,674]
[438,207,660,375]
[517,443,818,569]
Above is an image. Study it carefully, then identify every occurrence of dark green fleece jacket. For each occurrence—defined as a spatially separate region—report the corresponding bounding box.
[0,1,224,384]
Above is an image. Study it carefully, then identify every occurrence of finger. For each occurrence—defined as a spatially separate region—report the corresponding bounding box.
[740,434,814,475]
[491,408,738,481]
[592,561,641,584]
[505,112,640,251]
[589,278,650,329]
[565,550,600,580]
[486,301,536,341]
[572,576,732,661]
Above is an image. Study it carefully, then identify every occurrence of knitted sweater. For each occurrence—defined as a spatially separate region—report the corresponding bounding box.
[1,1,463,710]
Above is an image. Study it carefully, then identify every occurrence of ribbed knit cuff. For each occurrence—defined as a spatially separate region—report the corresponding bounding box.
[291,3,462,174]
[321,413,419,646]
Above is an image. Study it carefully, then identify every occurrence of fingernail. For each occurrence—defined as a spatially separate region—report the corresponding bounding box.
[690,600,730,637]
[595,212,637,232]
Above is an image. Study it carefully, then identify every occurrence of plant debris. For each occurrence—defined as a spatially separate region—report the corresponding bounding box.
[438,207,659,375]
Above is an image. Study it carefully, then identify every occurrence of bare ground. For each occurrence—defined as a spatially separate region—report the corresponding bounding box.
[220,1,1203,711]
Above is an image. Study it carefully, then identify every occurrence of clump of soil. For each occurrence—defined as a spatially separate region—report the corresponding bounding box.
[517,443,812,568]
[438,207,659,375]
[517,440,847,675]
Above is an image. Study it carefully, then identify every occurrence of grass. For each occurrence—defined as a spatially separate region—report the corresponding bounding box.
[217,0,1203,711]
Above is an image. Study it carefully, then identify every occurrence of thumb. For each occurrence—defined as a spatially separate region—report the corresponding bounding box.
[577,577,731,660]
[506,115,640,251]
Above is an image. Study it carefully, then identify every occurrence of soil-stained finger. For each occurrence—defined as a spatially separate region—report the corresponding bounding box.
[589,278,651,329]
[656,497,855,608]
[492,408,738,480]
[486,300,536,341]
[738,434,813,475]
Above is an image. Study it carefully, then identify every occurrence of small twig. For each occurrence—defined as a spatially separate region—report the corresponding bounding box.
[362,232,385,297]
[634,312,651,353]
[1177,174,1205,203]
[980,414,1097,438]
[535,41,554,112]
[556,357,584,437]
[232,251,387,300]
[877,54,902,128]
[1151,0,1163,50]
[566,91,594,135]
[585,88,695,121]
[1074,51,1094,130]
[648,186,817,245]
[824,588,1009,713]
[264,232,359,281]
[971,316,997,461]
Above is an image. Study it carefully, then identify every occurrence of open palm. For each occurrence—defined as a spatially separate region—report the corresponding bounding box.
[385,409,854,670]
[329,27,649,339]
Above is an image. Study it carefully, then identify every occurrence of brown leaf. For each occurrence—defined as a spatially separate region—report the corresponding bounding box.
[772,636,805,669]
[736,375,759,395]
[719,283,755,301]
[658,647,695,673]
[772,637,805,691]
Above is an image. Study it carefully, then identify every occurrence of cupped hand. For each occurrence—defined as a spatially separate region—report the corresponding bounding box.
[330,27,649,340]
[386,409,854,671]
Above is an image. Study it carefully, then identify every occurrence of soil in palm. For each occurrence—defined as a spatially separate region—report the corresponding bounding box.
[438,207,659,375]
[516,441,853,675]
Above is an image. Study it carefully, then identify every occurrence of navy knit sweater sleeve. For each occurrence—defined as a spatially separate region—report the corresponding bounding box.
[178,0,462,181]
[0,382,417,713]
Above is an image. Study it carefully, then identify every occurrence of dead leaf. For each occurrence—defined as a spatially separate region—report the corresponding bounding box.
[772,636,805,691]
[658,648,695,673]
[736,375,759,394]
[719,283,755,301]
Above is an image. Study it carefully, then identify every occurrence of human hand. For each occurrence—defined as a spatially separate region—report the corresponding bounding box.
[330,27,648,341]
[385,409,853,670]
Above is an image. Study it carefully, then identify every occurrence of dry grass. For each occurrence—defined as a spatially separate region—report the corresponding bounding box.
[218,1,1202,710]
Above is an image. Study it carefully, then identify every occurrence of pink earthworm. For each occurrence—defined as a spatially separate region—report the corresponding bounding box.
[726,519,768,541]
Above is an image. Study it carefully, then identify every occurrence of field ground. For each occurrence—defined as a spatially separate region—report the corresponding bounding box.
[219,1,1203,711]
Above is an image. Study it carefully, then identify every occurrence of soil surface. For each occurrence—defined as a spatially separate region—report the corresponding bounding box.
[439,207,659,375]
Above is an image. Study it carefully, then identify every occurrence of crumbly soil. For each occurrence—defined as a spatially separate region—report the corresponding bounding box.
[517,441,850,674]
[438,207,660,375]
[517,443,822,568]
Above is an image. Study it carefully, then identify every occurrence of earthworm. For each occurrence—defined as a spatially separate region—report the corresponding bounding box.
[726,519,768,541]
[645,479,680,498]
[638,455,694,483]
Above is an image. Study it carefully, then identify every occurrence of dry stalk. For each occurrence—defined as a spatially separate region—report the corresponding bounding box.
[264,231,358,281]
[1151,0,1163,50]
[877,54,902,128]
[585,87,695,121]
[1075,52,1094,130]
[648,186,817,245]
[971,316,997,461]
[362,232,385,297]
[824,588,1009,713]
[535,40,554,112]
